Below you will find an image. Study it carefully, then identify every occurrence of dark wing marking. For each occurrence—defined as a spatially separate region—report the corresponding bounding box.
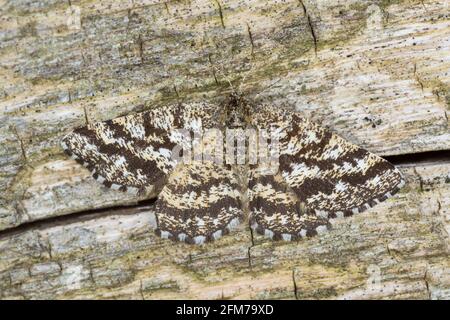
[154,161,243,244]
[249,105,405,240]
[61,102,221,194]
[249,171,330,241]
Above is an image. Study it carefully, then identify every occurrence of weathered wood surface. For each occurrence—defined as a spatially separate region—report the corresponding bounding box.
[0,0,449,299]
[0,162,449,299]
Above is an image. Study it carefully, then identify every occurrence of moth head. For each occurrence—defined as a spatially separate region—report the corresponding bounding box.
[225,93,250,128]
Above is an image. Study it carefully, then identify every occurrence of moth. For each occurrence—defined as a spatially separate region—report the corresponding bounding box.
[61,94,404,244]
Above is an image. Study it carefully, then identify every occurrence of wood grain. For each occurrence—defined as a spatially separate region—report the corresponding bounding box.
[0,162,448,299]
[0,0,449,299]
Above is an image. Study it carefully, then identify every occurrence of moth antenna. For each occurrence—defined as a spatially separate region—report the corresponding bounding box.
[253,78,282,99]
[209,43,258,98]
[225,76,237,95]
[214,61,239,96]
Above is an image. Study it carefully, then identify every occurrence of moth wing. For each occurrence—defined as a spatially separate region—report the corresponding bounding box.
[249,105,404,239]
[249,171,330,240]
[155,161,243,244]
[61,102,221,194]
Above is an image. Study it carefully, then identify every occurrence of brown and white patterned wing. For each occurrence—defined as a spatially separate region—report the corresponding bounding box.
[249,171,330,241]
[61,102,221,194]
[154,161,243,244]
[249,105,405,240]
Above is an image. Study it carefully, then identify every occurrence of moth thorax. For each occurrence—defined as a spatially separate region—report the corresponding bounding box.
[225,94,250,128]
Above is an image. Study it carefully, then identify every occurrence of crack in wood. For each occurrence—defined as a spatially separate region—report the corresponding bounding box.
[83,105,90,125]
[164,2,170,15]
[0,150,449,240]
[136,34,144,64]
[13,192,31,225]
[292,268,299,299]
[11,126,27,163]
[413,167,424,192]
[173,84,180,99]
[214,0,225,29]
[86,261,97,286]
[385,242,399,262]
[56,260,63,274]
[246,23,255,58]
[0,198,156,241]
[413,63,424,92]
[208,53,219,86]
[42,238,53,260]
[423,268,431,299]
[434,199,449,250]
[384,150,450,167]
[247,225,255,268]
[127,9,132,29]
[139,280,146,300]
[298,0,317,57]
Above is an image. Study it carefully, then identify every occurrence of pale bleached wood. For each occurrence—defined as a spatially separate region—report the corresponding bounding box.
[1,0,450,230]
[0,0,449,300]
[0,162,448,299]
